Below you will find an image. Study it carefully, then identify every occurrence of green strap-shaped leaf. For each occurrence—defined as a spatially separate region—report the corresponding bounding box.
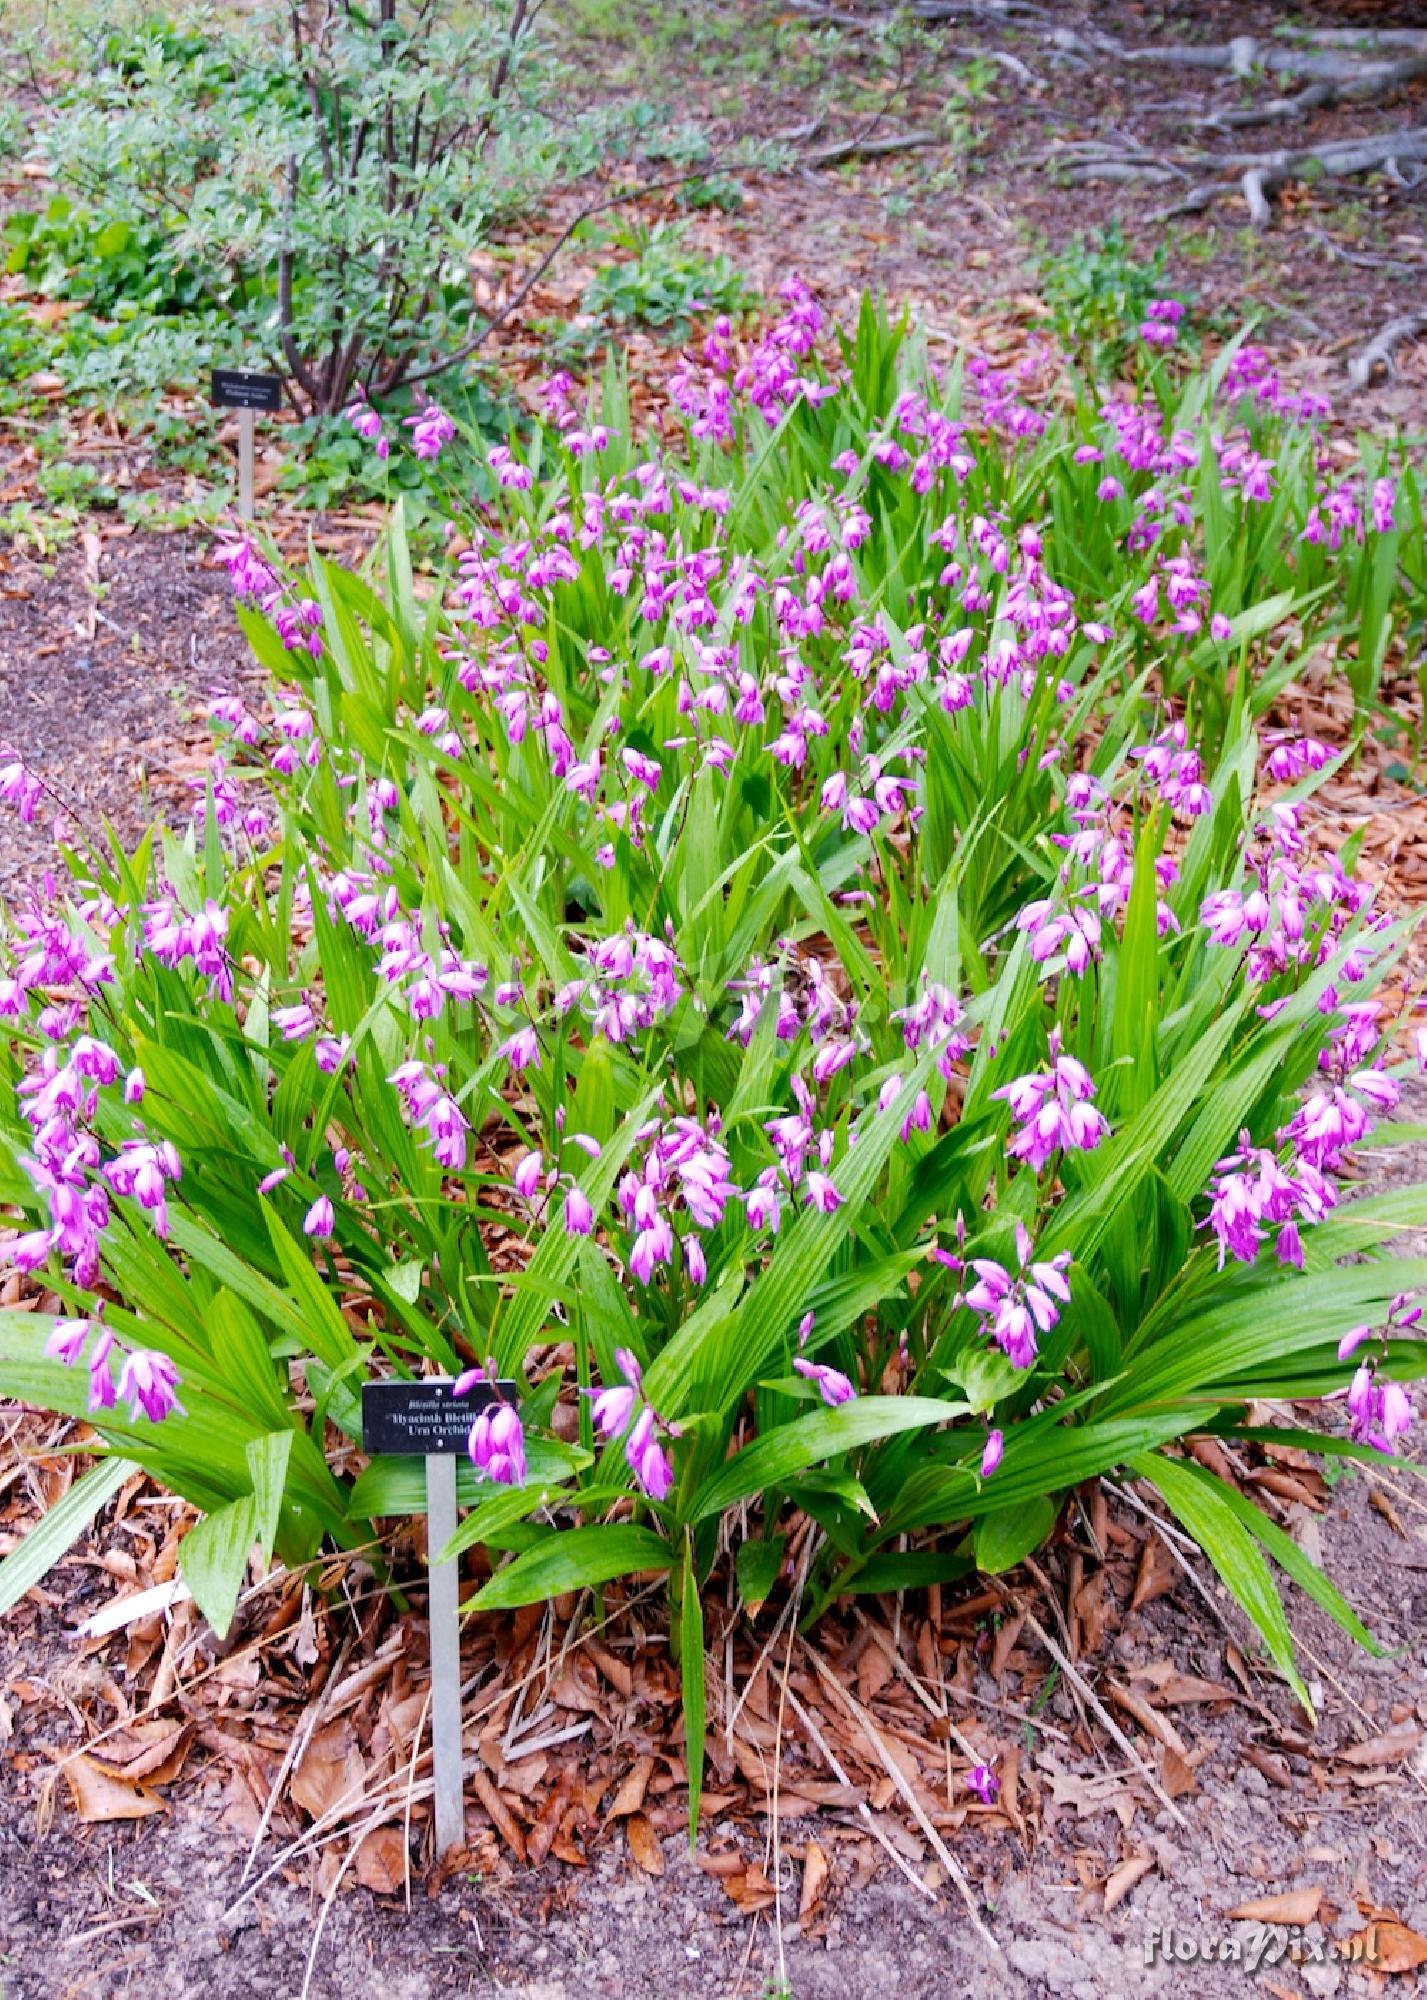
[262,1198,359,1371]
[471,1523,672,1611]
[734,1535,787,1615]
[1040,996,1247,1265]
[974,1494,1059,1574]
[0,1457,135,1619]
[180,1494,258,1638]
[681,1530,706,1846]
[245,1430,294,1562]
[1157,1455,1381,1655]
[1131,1451,1311,1713]
[687,1395,967,1525]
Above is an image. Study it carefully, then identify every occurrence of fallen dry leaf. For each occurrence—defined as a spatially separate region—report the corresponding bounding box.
[991,1610,1025,1681]
[1130,1536,1178,1611]
[88,1719,194,1787]
[722,1863,777,1913]
[1104,1852,1156,1914]
[1072,1567,1113,1653]
[1369,1487,1406,1535]
[497,1752,548,1800]
[799,1838,830,1923]
[1259,1980,1301,2000]
[1159,1745,1199,1800]
[608,1754,655,1818]
[353,1824,408,1896]
[527,1773,577,1870]
[1337,1728,1421,1767]
[1337,1917,1427,1974]
[625,1813,666,1877]
[856,1639,893,1703]
[1131,1662,1234,1707]
[583,1638,633,1700]
[63,1753,165,1823]
[291,1721,367,1822]
[1242,1744,1292,1791]
[1043,1764,1137,1828]
[1108,1680,1187,1757]
[1226,1886,1324,1926]
[472,1768,526,1862]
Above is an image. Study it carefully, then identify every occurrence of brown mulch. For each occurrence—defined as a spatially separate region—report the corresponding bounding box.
[5,1382,1427,1998]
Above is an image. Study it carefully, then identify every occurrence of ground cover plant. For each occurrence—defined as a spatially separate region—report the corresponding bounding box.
[2,286,1426,1823]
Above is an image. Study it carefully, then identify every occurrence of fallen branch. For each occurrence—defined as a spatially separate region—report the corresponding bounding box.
[1150,181,1222,222]
[1049,27,1427,81]
[1057,123,1427,226]
[1296,28,1427,51]
[1062,161,1180,185]
[911,0,1049,20]
[1200,52,1427,130]
[1347,311,1427,391]
[1239,125,1427,225]
[1301,225,1426,274]
[802,128,940,167]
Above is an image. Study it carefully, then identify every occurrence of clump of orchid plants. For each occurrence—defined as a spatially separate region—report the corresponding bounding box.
[2,288,1424,1796]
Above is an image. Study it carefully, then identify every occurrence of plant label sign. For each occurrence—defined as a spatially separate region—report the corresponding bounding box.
[361,1376,507,1455]
[210,368,282,522]
[359,1375,515,1858]
[210,367,283,411]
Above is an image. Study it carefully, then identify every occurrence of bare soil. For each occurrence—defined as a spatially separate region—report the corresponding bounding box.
[0,529,256,903]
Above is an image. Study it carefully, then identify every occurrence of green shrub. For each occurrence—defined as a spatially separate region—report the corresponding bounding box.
[41,4,618,414]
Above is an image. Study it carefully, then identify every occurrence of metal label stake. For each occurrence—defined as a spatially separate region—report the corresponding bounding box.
[210,367,283,525]
[237,407,256,522]
[424,1449,464,1856]
[359,1375,516,1860]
